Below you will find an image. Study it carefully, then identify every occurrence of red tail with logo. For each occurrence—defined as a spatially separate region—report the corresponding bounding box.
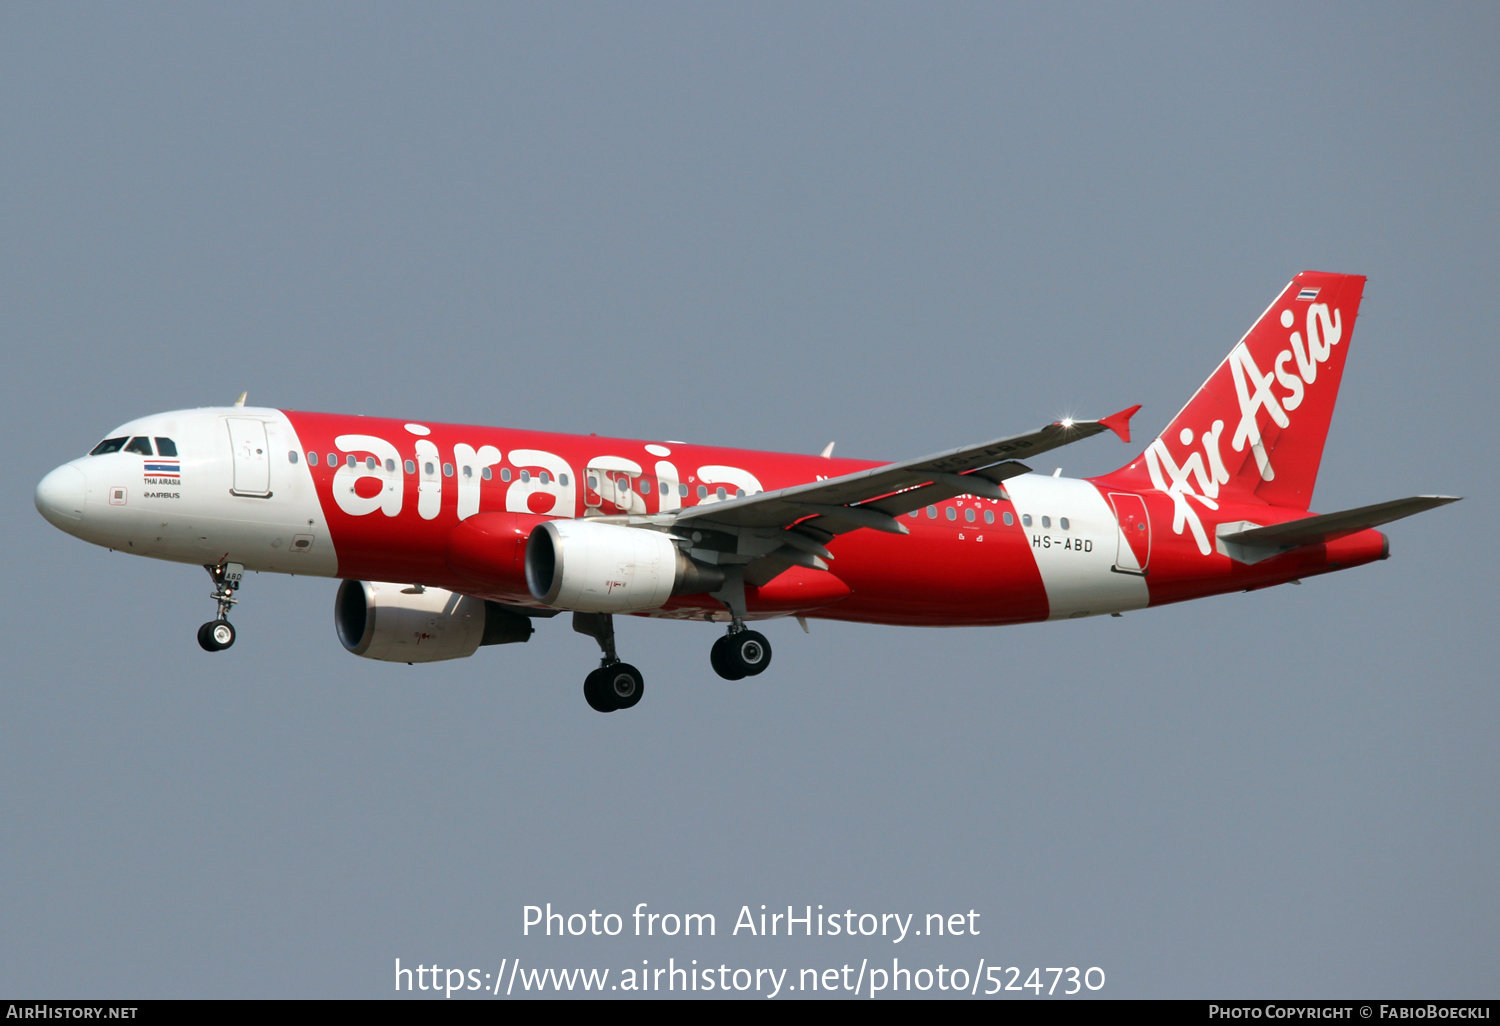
[1108,271,1365,511]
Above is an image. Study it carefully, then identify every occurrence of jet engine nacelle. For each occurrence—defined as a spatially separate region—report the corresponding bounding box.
[525,519,725,613]
[335,580,534,663]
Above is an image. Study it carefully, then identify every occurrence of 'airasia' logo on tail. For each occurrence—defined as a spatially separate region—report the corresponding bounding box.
[1145,302,1343,554]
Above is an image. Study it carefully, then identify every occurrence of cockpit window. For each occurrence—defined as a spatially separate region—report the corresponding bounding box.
[124,437,154,456]
[89,437,129,455]
[154,437,178,457]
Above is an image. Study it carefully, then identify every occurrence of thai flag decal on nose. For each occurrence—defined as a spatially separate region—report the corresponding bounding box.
[144,459,180,480]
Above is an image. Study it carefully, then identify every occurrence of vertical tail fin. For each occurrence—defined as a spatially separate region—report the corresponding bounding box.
[1114,271,1365,511]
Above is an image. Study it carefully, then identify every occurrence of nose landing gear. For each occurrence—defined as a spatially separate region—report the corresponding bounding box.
[573,612,645,713]
[198,562,243,652]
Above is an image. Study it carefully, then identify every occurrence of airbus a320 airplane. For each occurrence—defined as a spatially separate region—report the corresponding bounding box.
[35,272,1457,712]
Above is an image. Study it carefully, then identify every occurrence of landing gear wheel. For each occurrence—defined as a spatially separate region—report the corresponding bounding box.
[730,630,771,676]
[198,619,235,652]
[712,631,772,679]
[583,669,615,713]
[714,633,774,681]
[604,663,644,710]
[710,635,747,681]
[583,664,645,712]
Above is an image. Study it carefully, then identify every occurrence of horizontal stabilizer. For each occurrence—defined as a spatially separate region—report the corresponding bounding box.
[1217,495,1461,564]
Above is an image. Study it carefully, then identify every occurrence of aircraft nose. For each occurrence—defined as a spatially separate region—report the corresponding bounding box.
[35,464,86,528]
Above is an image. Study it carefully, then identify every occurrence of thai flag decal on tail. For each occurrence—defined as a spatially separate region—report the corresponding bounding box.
[1297,287,1321,301]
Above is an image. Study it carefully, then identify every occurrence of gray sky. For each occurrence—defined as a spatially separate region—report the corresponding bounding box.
[2,2,1496,999]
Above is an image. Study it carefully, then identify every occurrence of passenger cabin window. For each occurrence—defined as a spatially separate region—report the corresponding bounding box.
[346,455,356,468]
[405,460,415,474]
[154,438,178,457]
[984,510,994,524]
[560,474,569,487]
[124,437,154,456]
[500,468,512,482]
[1060,517,1070,530]
[678,484,688,497]
[697,485,708,498]
[385,459,396,472]
[1003,512,1014,526]
[927,506,937,519]
[327,453,336,467]
[1022,514,1032,527]
[965,508,976,523]
[482,467,492,480]
[308,451,319,466]
[443,463,454,477]
[90,437,128,455]
[288,451,299,464]
[1041,516,1051,528]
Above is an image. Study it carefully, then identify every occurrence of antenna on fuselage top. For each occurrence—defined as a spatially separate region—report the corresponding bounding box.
[234,392,247,408]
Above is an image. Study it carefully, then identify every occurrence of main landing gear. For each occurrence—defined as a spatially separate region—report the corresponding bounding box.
[197,562,243,652]
[566,584,775,710]
[710,626,773,680]
[573,612,644,713]
[707,568,772,680]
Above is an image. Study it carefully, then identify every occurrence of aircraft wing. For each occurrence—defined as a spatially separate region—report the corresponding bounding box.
[673,407,1140,540]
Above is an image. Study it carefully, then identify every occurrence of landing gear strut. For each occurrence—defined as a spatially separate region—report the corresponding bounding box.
[198,562,243,652]
[573,612,644,713]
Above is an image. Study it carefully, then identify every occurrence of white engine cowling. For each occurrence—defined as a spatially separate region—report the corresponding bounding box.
[335,580,533,663]
[525,519,723,613]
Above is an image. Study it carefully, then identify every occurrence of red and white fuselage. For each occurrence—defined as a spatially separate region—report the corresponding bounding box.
[31,405,1392,623]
